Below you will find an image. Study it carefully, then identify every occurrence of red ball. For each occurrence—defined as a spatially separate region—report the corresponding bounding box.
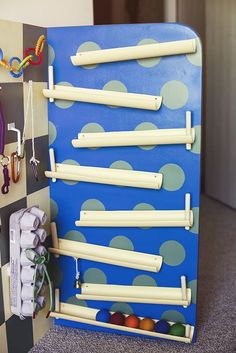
[110,312,125,326]
[125,314,140,328]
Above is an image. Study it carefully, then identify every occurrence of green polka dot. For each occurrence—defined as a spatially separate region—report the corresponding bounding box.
[110,160,133,170]
[50,198,58,221]
[135,122,158,150]
[48,44,55,66]
[161,310,186,324]
[189,207,199,234]
[133,203,155,211]
[186,38,202,66]
[159,164,185,191]
[137,39,161,67]
[77,41,101,69]
[55,82,74,109]
[103,80,127,108]
[81,123,104,134]
[64,230,86,243]
[81,123,105,150]
[48,121,57,145]
[103,80,127,93]
[83,268,107,284]
[81,199,105,211]
[132,275,157,286]
[160,80,189,109]
[188,279,197,304]
[191,125,201,154]
[109,236,134,251]
[66,297,88,306]
[61,159,80,186]
[110,303,133,315]
[159,240,185,266]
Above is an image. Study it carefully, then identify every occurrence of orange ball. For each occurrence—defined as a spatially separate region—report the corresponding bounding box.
[139,317,155,331]
[125,314,140,328]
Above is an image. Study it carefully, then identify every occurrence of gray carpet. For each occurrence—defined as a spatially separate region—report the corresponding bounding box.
[30,195,236,353]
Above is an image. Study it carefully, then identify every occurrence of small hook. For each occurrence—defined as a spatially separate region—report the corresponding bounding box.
[11,152,21,183]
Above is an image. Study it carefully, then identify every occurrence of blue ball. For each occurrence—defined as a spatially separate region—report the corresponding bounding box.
[96,309,111,323]
[154,320,170,334]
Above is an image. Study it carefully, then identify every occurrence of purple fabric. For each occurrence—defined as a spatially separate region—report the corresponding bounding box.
[1,165,10,194]
[0,101,5,155]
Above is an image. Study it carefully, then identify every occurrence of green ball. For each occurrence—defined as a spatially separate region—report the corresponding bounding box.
[169,323,185,337]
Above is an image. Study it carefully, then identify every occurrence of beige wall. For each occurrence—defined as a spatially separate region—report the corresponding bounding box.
[164,0,177,22]
[204,0,236,208]
[0,0,93,27]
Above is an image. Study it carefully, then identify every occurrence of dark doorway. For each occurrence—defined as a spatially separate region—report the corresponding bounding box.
[94,0,164,24]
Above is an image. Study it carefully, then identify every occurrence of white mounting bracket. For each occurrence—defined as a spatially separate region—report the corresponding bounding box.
[48,65,54,103]
[8,123,22,157]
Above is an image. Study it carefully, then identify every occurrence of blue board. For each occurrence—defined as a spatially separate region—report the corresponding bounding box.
[47,23,202,342]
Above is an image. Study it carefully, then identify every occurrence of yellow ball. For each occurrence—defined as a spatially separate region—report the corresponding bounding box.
[139,317,155,331]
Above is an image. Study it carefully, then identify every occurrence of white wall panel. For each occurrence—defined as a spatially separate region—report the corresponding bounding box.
[0,0,93,27]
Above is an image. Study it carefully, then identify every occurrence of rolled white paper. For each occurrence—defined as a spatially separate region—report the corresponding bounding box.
[35,228,47,243]
[21,266,35,284]
[35,245,47,256]
[21,301,39,316]
[20,212,40,231]
[21,283,36,300]
[21,265,44,284]
[71,39,197,66]
[20,250,36,266]
[20,231,39,249]
[30,207,47,226]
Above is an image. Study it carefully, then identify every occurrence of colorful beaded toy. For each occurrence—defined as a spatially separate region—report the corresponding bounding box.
[0,35,45,78]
